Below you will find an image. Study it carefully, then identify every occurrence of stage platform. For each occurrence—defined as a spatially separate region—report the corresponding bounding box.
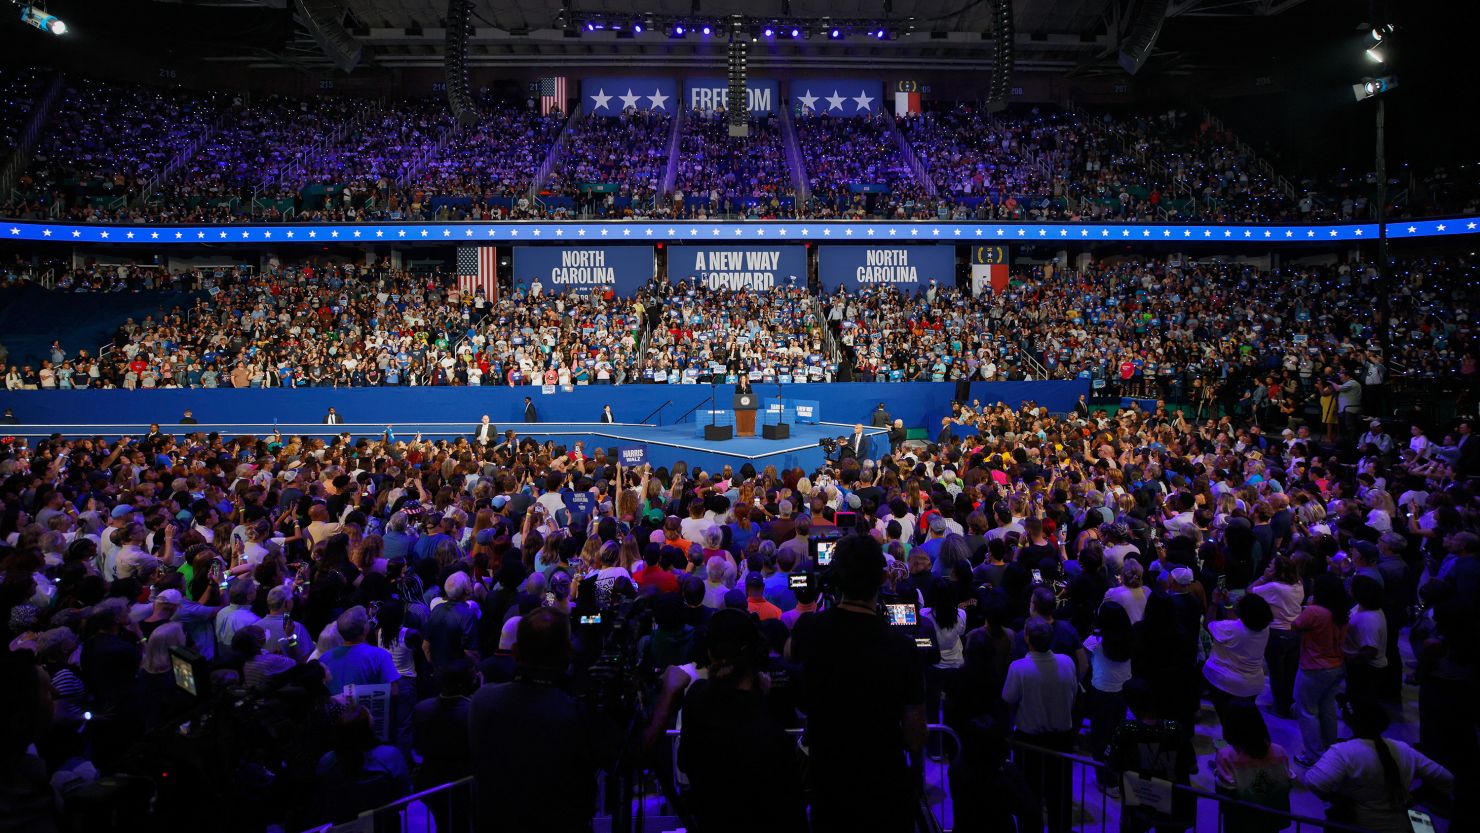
[1,420,889,475]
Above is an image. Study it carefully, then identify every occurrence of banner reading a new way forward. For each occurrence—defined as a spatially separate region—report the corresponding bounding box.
[817,245,956,292]
[512,246,655,296]
[667,244,807,292]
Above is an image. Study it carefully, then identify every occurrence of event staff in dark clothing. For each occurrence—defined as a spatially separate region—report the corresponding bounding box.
[468,609,614,833]
[323,407,343,425]
[599,405,615,424]
[871,403,891,428]
[522,397,537,423]
[472,415,496,445]
[802,534,926,833]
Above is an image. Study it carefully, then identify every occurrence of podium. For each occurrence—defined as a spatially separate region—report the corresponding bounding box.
[734,393,758,437]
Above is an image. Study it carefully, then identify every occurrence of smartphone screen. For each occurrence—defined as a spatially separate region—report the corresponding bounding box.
[1031,568,1044,584]
[543,592,557,608]
[885,603,917,627]
[579,613,602,625]
[815,541,835,566]
[1407,810,1437,833]
[789,573,811,590]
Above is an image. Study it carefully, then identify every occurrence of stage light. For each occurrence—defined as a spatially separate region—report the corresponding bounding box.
[790,28,800,38]
[875,28,888,39]
[763,27,774,37]
[632,22,642,33]
[19,5,66,35]
[1366,43,1385,62]
[673,24,685,36]
[585,22,595,31]
[829,28,841,38]
[701,25,711,36]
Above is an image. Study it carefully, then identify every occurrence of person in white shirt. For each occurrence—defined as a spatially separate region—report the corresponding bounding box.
[1002,618,1078,832]
[215,578,262,648]
[1303,704,1450,833]
[1103,558,1150,624]
[1203,592,1273,728]
[1250,555,1304,717]
[1343,575,1388,710]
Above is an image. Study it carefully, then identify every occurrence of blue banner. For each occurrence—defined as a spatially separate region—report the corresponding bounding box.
[818,245,956,292]
[791,79,885,117]
[763,397,821,424]
[683,78,779,114]
[582,77,677,115]
[667,244,807,291]
[512,246,654,296]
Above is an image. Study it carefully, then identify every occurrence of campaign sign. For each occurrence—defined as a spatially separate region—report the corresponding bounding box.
[791,79,885,118]
[667,244,807,292]
[513,246,655,296]
[763,397,820,424]
[818,245,956,292]
[617,444,648,467]
[683,78,779,114]
[582,78,677,115]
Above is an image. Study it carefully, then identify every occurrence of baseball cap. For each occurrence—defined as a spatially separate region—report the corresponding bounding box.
[1169,567,1194,586]
[929,514,948,533]
[111,505,134,520]
[401,499,425,516]
[156,589,183,606]
[491,495,510,510]
[175,510,193,522]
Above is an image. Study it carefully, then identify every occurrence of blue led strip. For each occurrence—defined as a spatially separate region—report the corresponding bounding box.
[1385,217,1480,239]
[11,218,1476,245]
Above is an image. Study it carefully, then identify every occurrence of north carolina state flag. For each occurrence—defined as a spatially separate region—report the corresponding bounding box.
[895,80,921,116]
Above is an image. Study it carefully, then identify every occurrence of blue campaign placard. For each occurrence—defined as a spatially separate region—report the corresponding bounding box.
[790,79,885,118]
[818,245,957,292]
[512,246,655,296]
[682,77,780,114]
[581,78,677,115]
[667,244,807,291]
[616,444,648,466]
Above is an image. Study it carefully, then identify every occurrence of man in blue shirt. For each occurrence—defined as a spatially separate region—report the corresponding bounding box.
[318,606,399,696]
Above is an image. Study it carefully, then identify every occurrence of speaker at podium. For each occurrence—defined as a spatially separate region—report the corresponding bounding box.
[733,392,758,437]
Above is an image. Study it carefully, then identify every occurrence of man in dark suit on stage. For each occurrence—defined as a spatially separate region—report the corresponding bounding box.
[599,405,615,424]
[936,417,957,447]
[473,415,497,445]
[523,397,538,423]
[323,407,343,425]
[888,419,907,454]
[870,403,891,428]
[845,423,871,461]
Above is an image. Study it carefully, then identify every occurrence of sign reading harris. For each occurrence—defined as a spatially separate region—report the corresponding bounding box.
[668,244,807,292]
[583,78,676,115]
[512,246,655,296]
[817,245,956,292]
[616,444,648,467]
[684,78,779,114]
[792,79,884,118]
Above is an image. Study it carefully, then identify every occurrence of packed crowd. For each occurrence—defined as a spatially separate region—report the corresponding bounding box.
[641,283,831,383]
[0,380,1473,831]
[0,66,48,163]
[415,106,566,203]
[541,111,671,216]
[669,110,797,219]
[795,113,935,218]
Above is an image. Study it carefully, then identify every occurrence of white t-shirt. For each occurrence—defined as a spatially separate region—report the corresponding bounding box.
[1251,581,1304,630]
[1103,585,1149,624]
[1083,634,1133,693]
[1346,606,1388,669]
[1203,619,1269,697]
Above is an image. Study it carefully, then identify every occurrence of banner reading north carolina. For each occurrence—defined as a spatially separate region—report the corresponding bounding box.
[817,245,956,292]
[667,244,807,292]
[683,78,779,114]
[582,78,677,115]
[791,79,885,118]
[512,246,655,296]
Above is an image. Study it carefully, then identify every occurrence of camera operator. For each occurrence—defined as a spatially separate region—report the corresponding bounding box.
[801,534,926,833]
[469,608,617,833]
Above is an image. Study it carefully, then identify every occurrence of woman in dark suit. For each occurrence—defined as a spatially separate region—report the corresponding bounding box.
[599,405,615,424]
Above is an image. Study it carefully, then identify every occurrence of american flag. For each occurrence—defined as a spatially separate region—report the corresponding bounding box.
[539,77,567,115]
[456,245,498,300]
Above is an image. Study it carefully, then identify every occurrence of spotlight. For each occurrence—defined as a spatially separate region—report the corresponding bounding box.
[585,22,595,31]
[1365,43,1385,62]
[791,28,800,38]
[829,28,841,38]
[18,5,66,35]
[673,24,685,36]
[632,22,642,33]
[875,28,888,39]
[763,27,774,37]
[701,25,711,35]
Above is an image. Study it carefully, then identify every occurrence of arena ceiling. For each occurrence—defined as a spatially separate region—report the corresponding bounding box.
[123,0,1317,73]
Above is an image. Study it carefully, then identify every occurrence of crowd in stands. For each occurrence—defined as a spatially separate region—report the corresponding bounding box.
[795,112,934,218]
[0,368,1473,830]
[641,283,831,383]
[670,110,797,219]
[0,66,48,164]
[541,110,671,216]
[415,106,566,205]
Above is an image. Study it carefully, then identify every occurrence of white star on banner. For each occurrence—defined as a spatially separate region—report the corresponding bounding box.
[756,228,765,236]
[1017,229,1026,236]
[1223,230,1231,237]
[197,232,205,238]
[589,89,612,111]
[464,229,474,237]
[419,229,428,237]
[1184,230,1192,237]
[912,228,920,236]
[43,228,53,237]
[1263,230,1271,237]
[932,228,940,236]
[1329,229,1338,237]
[601,229,609,236]
[1122,230,1130,237]
[994,228,1003,236]
[1038,229,1047,236]
[1468,222,1477,230]
[1143,230,1152,237]
[100,231,109,239]
[332,230,341,237]
[263,231,271,238]
[852,91,874,111]
[1243,230,1251,237]
[510,229,519,236]
[533,229,542,237]
[397,230,405,237]
[578,228,586,236]
[801,228,809,236]
[953,228,961,236]
[623,229,631,236]
[825,90,846,111]
[376,230,383,237]
[736,228,744,236]
[440,229,450,237]
[352,230,361,238]
[1163,230,1171,237]
[619,89,642,111]
[797,90,819,111]
[1306,230,1316,237]
[1407,226,1417,233]
[1204,230,1212,237]
[823,228,831,236]
[308,231,316,238]
[889,228,897,236]
[126,231,135,239]
[1285,230,1294,237]
[647,88,669,110]
[150,232,158,239]
[1436,224,1446,231]
[645,229,653,236]
[6,227,16,235]
[714,228,722,236]
[1101,229,1109,237]
[867,228,876,236]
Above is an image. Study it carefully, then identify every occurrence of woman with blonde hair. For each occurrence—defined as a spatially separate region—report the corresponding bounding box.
[1363,490,1396,533]
[1104,558,1150,623]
